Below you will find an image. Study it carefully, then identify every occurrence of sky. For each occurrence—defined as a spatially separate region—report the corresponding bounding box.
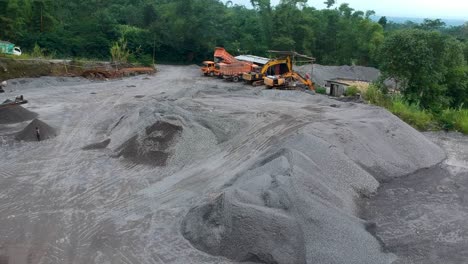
[228,0,468,20]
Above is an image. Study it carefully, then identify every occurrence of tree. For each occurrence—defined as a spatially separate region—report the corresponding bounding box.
[378,29,467,109]
[419,18,446,31]
[323,0,335,8]
[365,10,375,19]
[378,16,387,28]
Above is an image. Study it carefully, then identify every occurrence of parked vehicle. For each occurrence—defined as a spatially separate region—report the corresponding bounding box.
[201,47,238,77]
[201,61,217,76]
[218,61,256,82]
[0,41,22,56]
[243,56,292,86]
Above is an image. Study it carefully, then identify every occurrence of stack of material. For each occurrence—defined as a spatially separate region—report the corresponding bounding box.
[15,119,57,141]
[0,104,38,124]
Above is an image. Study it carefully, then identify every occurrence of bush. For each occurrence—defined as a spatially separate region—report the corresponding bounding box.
[363,85,391,108]
[440,108,468,134]
[363,85,468,134]
[129,53,154,67]
[345,85,360,96]
[316,86,327,94]
[389,97,435,130]
[110,38,130,64]
[31,43,46,58]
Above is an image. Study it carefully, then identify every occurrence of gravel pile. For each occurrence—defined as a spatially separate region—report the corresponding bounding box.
[297,64,381,87]
[15,118,56,141]
[0,103,38,124]
[116,121,182,166]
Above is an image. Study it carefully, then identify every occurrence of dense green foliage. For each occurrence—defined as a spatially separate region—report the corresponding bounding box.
[364,85,468,134]
[378,29,467,110]
[0,0,384,65]
[373,17,468,132]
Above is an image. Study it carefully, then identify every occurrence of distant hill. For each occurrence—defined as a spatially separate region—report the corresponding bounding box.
[372,16,466,27]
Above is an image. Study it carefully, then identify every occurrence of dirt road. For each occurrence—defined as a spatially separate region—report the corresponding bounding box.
[0,66,453,264]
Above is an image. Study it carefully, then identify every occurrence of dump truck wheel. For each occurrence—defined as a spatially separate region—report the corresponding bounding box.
[233,76,240,82]
[210,72,214,77]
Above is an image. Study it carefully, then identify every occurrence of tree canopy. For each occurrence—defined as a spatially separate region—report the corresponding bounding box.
[0,0,384,65]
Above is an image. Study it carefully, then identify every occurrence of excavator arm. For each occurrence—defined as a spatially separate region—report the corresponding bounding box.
[264,71,315,91]
[291,72,315,91]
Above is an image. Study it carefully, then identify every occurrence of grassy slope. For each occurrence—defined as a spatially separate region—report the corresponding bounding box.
[364,85,468,134]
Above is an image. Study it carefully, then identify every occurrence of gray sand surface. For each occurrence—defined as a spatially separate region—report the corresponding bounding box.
[362,132,468,264]
[0,66,449,264]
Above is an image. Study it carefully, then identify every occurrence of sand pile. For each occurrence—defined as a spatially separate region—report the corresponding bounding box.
[15,119,57,141]
[107,102,237,168]
[0,103,38,124]
[116,121,182,166]
[182,96,445,264]
[297,64,381,87]
[182,136,395,264]
[182,188,306,264]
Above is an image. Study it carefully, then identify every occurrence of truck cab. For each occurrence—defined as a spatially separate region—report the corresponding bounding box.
[13,47,22,56]
[201,61,216,76]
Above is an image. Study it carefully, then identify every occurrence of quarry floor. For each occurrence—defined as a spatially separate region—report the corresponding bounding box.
[0,65,466,264]
[362,132,468,264]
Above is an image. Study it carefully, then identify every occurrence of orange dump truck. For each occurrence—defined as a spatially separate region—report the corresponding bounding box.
[217,61,256,82]
[201,47,238,76]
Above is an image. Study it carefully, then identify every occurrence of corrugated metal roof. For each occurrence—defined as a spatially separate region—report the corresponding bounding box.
[235,55,269,65]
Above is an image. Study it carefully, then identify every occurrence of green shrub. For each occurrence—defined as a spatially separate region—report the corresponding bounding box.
[130,53,154,67]
[316,86,327,94]
[440,108,468,134]
[345,85,360,96]
[110,38,130,64]
[364,86,468,134]
[389,97,435,130]
[363,85,391,108]
[31,43,46,58]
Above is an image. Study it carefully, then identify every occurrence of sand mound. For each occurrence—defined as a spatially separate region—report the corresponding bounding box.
[297,64,381,87]
[116,121,182,166]
[15,119,57,141]
[82,139,111,150]
[182,188,306,264]
[0,104,38,124]
[182,99,445,264]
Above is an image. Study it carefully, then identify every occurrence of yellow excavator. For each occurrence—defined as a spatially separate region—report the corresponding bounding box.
[264,71,314,91]
[263,51,315,91]
[242,56,293,86]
